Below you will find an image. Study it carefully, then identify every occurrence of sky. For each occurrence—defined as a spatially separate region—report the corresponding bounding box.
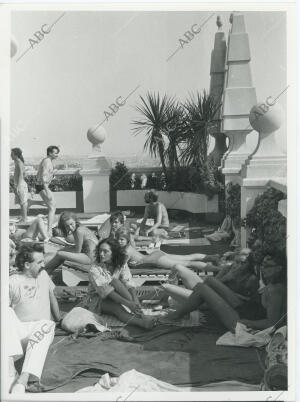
[11,10,287,159]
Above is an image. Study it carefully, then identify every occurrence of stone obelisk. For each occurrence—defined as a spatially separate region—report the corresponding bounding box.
[221,12,257,185]
[208,16,227,167]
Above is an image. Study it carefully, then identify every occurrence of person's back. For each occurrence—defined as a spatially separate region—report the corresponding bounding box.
[147,202,169,227]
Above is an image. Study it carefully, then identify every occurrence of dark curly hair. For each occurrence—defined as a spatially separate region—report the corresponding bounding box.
[261,254,287,285]
[47,145,60,156]
[58,211,80,237]
[110,211,125,225]
[15,244,44,271]
[96,238,127,268]
[145,189,158,203]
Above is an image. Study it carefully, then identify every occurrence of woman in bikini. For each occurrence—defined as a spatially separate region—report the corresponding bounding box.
[11,148,29,223]
[80,238,154,330]
[45,211,98,275]
[116,227,220,272]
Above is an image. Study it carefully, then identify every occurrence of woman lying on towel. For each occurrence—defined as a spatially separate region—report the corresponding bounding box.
[45,212,98,275]
[116,227,220,272]
[161,254,286,332]
[79,238,154,329]
[9,216,52,244]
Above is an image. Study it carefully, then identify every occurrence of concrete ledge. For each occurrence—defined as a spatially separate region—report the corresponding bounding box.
[268,179,287,194]
[117,190,218,214]
[10,191,79,210]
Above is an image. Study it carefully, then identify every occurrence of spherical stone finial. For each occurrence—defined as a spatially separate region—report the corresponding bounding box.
[216,16,223,30]
[11,36,18,58]
[249,102,283,134]
[87,125,106,148]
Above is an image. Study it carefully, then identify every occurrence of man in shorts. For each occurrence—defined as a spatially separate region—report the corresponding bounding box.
[36,146,60,236]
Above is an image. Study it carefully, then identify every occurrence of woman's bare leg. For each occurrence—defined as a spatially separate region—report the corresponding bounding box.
[162,283,192,303]
[183,261,220,272]
[203,276,243,309]
[110,278,133,301]
[164,269,241,332]
[45,247,92,274]
[25,217,48,240]
[167,253,207,261]
[20,202,28,223]
[172,264,204,290]
[101,300,153,329]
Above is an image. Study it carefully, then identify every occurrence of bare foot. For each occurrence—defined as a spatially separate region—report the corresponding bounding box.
[158,311,180,324]
[17,219,28,224]
[205,263,221,273]
[205,254,220,264]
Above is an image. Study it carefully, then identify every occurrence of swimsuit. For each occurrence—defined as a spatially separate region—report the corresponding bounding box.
[14,181,28,205]
[81,229,98,262]
[35,184,45,194]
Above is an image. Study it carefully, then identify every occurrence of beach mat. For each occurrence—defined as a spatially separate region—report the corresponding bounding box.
[40,324,264,392]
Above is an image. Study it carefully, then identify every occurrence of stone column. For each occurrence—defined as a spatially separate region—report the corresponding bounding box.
[241,102,287,246]
[208,16,227,167]
[221,12,257,185]
[80,126,112,213]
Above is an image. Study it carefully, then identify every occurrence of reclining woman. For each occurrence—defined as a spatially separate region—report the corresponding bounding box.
[160,254,286,332]
[80,238,154,329]
[116,227,220,272]
[9,216,55,245]
[45,212,98,275]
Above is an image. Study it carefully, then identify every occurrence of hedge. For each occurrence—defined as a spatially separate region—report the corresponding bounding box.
[9,174,83,192]
[245,187,287,258]
[110,161,224,199]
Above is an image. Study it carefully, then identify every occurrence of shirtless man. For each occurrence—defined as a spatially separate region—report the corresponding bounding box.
[139,190,169,237]
[36,146,60,236]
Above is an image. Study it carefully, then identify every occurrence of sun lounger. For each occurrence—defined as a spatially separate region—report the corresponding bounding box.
[80,214,111,227]
[162,237,211,246]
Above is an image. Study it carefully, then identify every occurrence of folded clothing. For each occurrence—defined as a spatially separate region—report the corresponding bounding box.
[61,307,110,334]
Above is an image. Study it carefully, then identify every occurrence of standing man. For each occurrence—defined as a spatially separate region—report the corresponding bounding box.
[36,146,60,236]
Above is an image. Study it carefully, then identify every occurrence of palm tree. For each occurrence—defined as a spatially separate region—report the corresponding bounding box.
[132,92,176,175]
[179,91,222,168]
[163,103,186,170]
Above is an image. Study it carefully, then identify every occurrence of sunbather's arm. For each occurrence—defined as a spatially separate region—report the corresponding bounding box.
[73,227,84,253]
[128,287,141,306]
[49,289,61,322]
[107,290,142,314]
[145,204,162,235]
[140,205,149,230]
